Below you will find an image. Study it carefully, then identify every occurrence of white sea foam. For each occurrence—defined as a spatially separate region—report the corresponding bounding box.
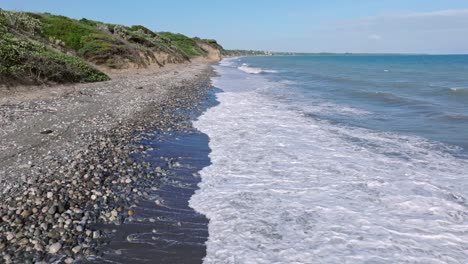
[450,87,468,92]
[449,87,468,96]
[278,80,299,85]
[302,102,372,117]
[190,62,468,263]
[219,57,239,67]
[238,63,278,74]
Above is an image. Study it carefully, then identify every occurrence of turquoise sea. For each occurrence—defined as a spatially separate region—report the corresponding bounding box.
[190,55,468,263]
[243,55,468,156]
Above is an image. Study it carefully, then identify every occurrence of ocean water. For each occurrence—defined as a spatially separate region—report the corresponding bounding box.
[190,56,468,263]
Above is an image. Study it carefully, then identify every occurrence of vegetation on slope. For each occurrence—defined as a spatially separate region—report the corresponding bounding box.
[33,14,182,68]
[197,38,224,51]
[0,10,109,84]
[0,10,225,85]
[39,15,98,50]
[159,32,208,58]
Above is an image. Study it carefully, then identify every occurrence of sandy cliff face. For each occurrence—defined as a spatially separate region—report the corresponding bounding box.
[196,43,223,62]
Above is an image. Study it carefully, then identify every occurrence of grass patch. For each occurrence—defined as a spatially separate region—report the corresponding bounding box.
[38,14,98,51]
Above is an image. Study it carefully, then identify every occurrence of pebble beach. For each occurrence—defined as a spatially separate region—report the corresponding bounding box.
[0,62,215,263]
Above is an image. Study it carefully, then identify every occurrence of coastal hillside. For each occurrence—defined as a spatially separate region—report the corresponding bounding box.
[0,10,224,85]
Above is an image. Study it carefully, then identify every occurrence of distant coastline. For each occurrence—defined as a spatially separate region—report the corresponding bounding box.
[223,49,468,57]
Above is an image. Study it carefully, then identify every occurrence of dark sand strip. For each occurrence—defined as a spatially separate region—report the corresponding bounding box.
[93,131,211,264]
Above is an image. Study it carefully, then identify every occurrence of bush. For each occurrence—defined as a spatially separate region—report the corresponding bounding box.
[77,31,146,67]
[0,10,42,35]
[78,33,120,57]
[113,25,153,46]
[79,18,98,27]
[109,25,178,55]
[124,30,155,47]
[0,33,109,84]
[106,23,117,33]
[78,40,111,58]
[39,14,97,50]
[130,25,157,37]
[197,38,225,52]
[159,32,207,58]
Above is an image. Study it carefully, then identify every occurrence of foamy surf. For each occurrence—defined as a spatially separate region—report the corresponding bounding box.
[190,58,468,263]
[449,87,468,96]
[238,63,278,74]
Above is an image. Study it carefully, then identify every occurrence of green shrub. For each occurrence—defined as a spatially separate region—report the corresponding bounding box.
[78,40,110,57]
[79,18,98,27]
[106,23,117,33]
[110,25,176,55]
[130,25,157,37]
[0,34,109,84]
[196,38,225,52]
[24,12,43,20]
[124,30,155,47]
[77,31,144,67]
[113,25,152,46]
[0,10,42,35]
[42,50,110,82]
[78,33,121,57]
[159,32,207,58]
[39,14,97,50]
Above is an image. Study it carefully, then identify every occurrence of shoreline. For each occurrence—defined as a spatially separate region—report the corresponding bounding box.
[92,74,220,263]
[0,62,216,263]
[93,126,212,263]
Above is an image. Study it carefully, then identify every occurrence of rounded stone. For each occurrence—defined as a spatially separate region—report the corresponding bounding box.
[48,242,62,254]
[47,206,57,215]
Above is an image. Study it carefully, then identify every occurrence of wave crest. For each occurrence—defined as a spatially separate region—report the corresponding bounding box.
[449,87,468,96]
[238,64,277,74]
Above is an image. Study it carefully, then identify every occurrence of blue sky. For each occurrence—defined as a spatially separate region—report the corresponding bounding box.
[2,0,468,54]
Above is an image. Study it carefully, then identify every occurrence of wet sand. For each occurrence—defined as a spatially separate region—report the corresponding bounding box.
[93,131,211,264]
